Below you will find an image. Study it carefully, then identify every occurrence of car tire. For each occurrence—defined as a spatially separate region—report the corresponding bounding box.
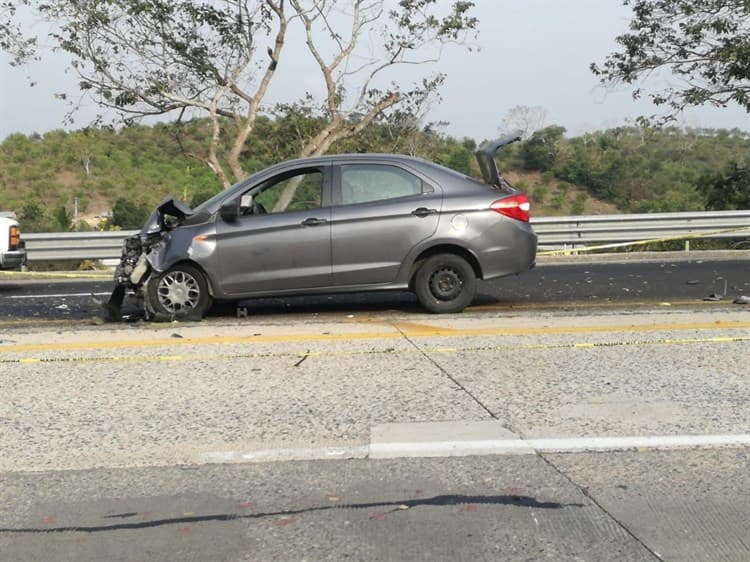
[145,263,211,320]
[414,253,476,314]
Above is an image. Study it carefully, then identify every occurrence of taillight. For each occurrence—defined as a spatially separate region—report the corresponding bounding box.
[490,194,530,222]
[9,225,20,250]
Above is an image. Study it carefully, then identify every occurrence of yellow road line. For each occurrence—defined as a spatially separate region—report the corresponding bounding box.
[390,321,461,333]
[469,299,729,311]
[0,320,748,354]
[3,335,748,366]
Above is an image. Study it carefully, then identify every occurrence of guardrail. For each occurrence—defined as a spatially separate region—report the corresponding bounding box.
[23,230,138,261]
[20,210,750,262]
[531,210,750,247]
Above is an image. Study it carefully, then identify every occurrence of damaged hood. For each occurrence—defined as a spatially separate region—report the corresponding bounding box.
[475,131,522,187]
[140,197,193,236]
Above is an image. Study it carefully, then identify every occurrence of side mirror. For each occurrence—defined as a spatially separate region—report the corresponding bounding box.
[240,194,253,209]
[219,198,239,223]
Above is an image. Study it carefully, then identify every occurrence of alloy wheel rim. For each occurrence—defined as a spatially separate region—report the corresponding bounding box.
[157,271,200,313]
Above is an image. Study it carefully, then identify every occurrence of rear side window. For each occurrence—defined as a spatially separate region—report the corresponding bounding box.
[340,164,422,205]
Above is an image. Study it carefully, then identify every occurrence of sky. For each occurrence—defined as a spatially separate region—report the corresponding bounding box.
[1,0,748,142]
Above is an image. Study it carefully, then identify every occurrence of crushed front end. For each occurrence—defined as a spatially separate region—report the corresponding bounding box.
[106,198,192,320]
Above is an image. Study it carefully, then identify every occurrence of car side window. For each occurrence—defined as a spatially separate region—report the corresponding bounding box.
[340,164,422,205]
[246,169,324,215]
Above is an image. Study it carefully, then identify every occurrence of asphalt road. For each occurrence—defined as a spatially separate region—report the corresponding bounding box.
[1,256,749,560]
[0,256,749,323]
[2,450,748,561]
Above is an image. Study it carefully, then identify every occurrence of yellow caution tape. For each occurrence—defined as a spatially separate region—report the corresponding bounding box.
[537,225,750,256]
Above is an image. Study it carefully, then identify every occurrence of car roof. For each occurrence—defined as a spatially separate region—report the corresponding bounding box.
[277,152,435,168]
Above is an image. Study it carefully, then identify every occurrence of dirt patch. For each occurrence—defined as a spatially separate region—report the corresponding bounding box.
[56,169,79,188]
[504,170,620,216]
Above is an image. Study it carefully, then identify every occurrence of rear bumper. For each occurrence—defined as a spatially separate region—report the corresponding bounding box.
[0,250,27,270]
[479,225,538,279]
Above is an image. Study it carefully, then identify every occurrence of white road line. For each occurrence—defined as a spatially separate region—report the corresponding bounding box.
[197,445,370,464]
[8,292,111,299]
[370,434,750,458]
[529,434,750,452]
[195,433,750,464]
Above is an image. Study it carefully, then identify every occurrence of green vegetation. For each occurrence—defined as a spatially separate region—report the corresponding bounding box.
[111,198,153,229]
[4,1,477,189]
[699,163,750,211]
[506,125,750,213]
[0,124,219,231]
[1,119,748,231]
[593,0,750,122]
[0,118,481,230]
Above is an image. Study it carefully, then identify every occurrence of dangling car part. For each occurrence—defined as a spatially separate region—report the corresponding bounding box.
[108,134,536,321]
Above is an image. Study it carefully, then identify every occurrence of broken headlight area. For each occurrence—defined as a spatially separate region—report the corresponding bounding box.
[114,232,166,288]
[114,234,143,285]
[114,197,194,286]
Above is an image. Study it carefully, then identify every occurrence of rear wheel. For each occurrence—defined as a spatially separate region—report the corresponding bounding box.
[414,253,476,313]
[145,263,211,320]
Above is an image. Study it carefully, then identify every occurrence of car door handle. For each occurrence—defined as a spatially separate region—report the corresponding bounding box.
[301,217,328,226]
[411,207,438,218]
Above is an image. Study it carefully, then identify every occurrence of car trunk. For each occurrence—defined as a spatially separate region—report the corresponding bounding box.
[475,131,522,187]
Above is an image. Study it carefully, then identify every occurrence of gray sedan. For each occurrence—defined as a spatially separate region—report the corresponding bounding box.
[109,134,537,319]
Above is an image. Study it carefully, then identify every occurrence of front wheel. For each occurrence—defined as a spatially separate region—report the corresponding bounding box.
[414,253,476,314]
[145,263,211,320]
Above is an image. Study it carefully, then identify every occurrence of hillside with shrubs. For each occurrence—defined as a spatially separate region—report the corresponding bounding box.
[0,117,748,232]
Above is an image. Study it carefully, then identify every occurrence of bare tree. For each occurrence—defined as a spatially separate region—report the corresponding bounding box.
[5,0,477,188]
[498,105,547,139]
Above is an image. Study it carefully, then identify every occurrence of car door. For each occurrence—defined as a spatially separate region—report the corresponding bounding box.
[214,165,333,295]
[330,162,442,286]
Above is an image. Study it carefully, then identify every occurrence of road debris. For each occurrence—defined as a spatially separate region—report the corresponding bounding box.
[294,352,310,367]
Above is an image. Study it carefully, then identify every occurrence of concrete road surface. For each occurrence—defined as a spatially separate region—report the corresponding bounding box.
[0,305,748,560]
